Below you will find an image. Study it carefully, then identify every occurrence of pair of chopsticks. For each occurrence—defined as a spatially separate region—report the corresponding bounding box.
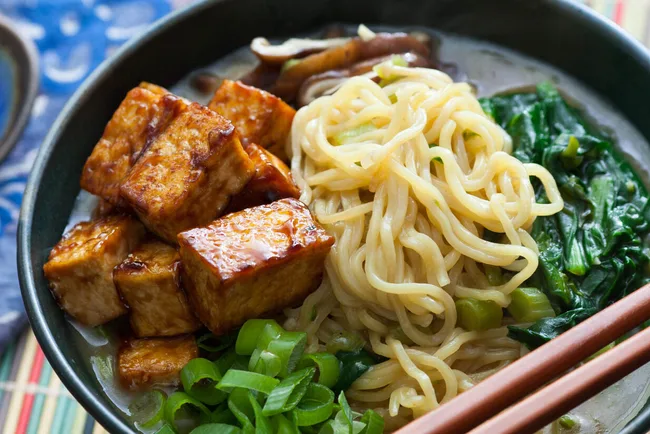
[399,283,650,434]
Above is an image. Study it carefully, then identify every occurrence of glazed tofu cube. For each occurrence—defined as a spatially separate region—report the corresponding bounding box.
[225,143,300,213]
[208,80,295,160]
[118,335,198,389]
[114,240,202,337]
[178,197,334,335]
[80,82,180,207]
[43,215,145,326]
[120,102,255,243]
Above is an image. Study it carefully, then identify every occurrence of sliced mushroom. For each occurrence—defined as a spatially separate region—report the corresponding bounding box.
[250,37,351,65]
[296,52,433,107]
[271,33,432,102]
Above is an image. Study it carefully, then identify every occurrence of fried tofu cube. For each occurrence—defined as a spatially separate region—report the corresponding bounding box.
[208,80,295,160]
[80,82,180,207]
[118,335,198,389]
[114,240,202,337]
[225,143,300,213]
[178,197,334,335]
[120,102,255,243]
[43,215,145,326]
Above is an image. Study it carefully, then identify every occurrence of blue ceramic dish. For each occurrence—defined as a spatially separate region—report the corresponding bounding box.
[16,0,650,432]
[0,14,39,161]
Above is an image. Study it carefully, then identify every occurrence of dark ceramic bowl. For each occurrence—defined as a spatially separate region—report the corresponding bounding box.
[17,0,650,432]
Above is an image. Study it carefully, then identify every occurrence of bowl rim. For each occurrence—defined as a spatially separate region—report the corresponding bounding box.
[0,13,39,163]
[16,0,650,432]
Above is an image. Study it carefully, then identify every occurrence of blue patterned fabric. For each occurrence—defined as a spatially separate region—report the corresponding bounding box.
[0,0,177,352]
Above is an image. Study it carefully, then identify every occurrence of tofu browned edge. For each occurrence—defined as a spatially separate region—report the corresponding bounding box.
[177,197,334,336]
[79,83,176,208]
[117,335,198,389]
[119,101,256,244]
[208,80,295,161]
[43,215,145,327]
[224,143,301,214]
[113,239,202,338]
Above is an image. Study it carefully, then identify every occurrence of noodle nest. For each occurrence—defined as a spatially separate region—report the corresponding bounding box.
[286,60,563,429]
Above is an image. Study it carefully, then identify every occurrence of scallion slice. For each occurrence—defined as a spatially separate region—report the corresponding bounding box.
[164,391,211,433]
[217,369,280,395]
[291,383,335,426]
[359,409,384,434]
[273,414,301,434]
[189,423,242,434]
[236,319,282,355]
[228,388,255,433]
[210,402,238,425]
[263,367,316,416]
[297,353,340,388]
[154,424,176,434]
[252,350,283,378]
[181,358,226,405]
[266,331,307,377]
[129,389,166,428]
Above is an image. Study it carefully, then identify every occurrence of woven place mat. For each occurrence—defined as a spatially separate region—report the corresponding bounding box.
[3,1,650,433]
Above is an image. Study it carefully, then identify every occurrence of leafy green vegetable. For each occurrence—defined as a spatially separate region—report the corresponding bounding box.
[333,349,378,393]
[483,83,650,348]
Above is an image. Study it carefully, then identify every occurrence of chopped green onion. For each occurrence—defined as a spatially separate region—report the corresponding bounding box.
[210,402,238,425]
[155,424,176,434]
[197,332,236,353]
[484,265,504,286]
[252,350,283,378]
[297,353,340,388]
[181,358,226,405]
[559,414,577,429]
[281,59,301,73]
[257,322,286,351]
[263,367,316,416]
[266,331,307,377]
[359,409,384,434]
[164,391,211,433]
[189,424,242,434]
[330,123,377,146]
[217,369,280,395]
[432,156,444,164]
[337,391,354,433]
[129,389,166,428]
[215,348,238,373]
[388,94,397,104]
[326,332,364,354]
[273,414,301,434]
[248,388,274,433]
[228,388,255,433]
[374,55,408,85]
[455,298,503,331]
[507,287,556,323]
[291,383,335,426]
[236,319,282,355]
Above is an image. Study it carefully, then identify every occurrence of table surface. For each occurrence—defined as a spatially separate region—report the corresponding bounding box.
[2,0,650,433]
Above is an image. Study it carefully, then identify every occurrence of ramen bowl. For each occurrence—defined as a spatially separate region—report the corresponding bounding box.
[17,0,650,432]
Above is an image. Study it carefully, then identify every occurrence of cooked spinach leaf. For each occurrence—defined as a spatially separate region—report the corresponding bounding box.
[482,83,650,348]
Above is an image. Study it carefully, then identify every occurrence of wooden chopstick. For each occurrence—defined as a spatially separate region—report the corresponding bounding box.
[469,324,650,434]
[398,283,650,434]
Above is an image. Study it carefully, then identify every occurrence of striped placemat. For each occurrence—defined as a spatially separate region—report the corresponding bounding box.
[3,1,650,432]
